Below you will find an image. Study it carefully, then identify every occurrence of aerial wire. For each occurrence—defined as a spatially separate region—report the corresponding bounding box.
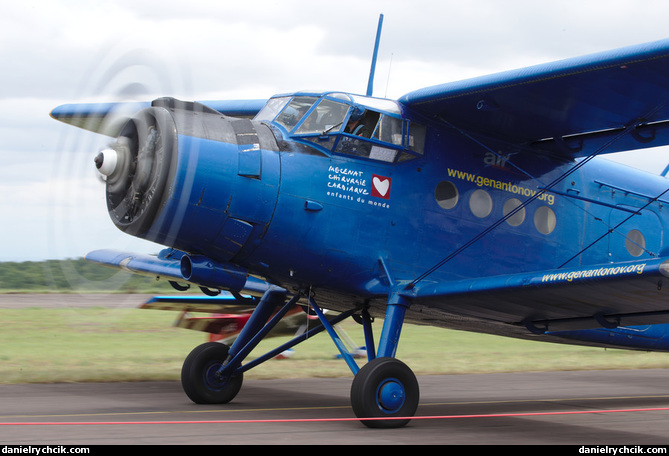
[384,53,393,98]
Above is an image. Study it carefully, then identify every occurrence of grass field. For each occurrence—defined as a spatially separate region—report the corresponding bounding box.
[2,306,669,384]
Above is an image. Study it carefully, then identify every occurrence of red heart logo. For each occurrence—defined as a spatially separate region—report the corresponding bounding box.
[371,175,391,199]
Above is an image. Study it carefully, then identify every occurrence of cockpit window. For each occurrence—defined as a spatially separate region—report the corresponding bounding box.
[407,122,426,155]
[372,114,402,146]
[255,92,427,162]
[274,96,318,131]
[294,99,349,135]
[254,97,290,122]
[344,108,379,138]
[334,109,402,162]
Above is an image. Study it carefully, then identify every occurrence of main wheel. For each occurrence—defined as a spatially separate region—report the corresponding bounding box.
[350,357,419,428]
[181,342,243,404]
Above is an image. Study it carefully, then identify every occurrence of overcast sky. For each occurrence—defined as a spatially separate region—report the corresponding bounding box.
[2,0,669,262]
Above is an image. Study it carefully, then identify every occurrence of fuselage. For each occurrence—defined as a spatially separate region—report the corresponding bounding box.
[98,93,668,315]
[241,93,668,298]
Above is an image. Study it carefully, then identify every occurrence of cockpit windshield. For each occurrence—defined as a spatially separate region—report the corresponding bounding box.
[254,92,425,162]
[295,98,349,135]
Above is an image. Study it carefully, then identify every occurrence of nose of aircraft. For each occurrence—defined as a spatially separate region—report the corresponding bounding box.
[94,98,281,264]
[97,105,178,237]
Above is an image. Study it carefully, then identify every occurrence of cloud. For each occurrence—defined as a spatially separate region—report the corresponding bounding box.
[2,0,668,261]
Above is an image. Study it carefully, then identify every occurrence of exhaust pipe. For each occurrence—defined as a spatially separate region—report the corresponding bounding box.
[180,254,248,292]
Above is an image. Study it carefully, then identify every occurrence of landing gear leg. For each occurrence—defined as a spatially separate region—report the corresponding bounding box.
[350,293,419,428]
[181,286,289,404]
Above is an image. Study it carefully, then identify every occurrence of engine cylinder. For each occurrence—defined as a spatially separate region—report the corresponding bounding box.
[104,106,178,236]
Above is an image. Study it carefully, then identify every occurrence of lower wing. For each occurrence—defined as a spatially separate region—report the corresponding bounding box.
[408,257,669,334]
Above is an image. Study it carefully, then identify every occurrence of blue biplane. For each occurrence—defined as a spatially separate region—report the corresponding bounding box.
[51,16,669,428]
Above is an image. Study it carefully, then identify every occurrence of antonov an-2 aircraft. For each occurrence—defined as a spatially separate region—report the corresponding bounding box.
[51,16,669,428]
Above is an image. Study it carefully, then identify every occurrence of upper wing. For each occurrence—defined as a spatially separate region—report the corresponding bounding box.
[407,257,669,333]
[50,98,267,137]
[399,39,669,158]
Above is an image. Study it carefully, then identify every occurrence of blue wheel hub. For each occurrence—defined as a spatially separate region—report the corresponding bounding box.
[204,362,228,391]
[377,378,405,413]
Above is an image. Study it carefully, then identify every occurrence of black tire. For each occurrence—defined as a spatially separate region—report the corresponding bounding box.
[350,357,419,429]
[181,342,243,404]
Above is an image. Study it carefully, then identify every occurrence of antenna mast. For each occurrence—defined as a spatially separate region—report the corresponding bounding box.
[366,14,384,97]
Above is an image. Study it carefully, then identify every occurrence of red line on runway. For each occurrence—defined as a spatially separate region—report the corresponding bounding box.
[3,407,669,426]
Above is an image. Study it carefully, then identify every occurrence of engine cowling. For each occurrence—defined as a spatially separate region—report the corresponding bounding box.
[95,98,281,265]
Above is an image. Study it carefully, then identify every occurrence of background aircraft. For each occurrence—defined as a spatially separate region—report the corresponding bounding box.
[49,14,669,428]
[142,293,361,358]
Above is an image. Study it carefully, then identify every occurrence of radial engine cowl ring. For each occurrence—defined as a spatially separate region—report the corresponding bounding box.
[104,107,178,236]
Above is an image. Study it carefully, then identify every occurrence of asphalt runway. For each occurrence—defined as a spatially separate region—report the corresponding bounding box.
[2,370,669,445]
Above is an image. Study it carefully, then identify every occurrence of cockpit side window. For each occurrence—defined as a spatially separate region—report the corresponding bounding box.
[372,114,403,146]
[407,122,426,155]
[274,96,318,131]
[344,108,379,138]
[334,108,425,163]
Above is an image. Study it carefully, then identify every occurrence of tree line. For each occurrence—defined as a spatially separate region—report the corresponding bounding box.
[0,258,175,292]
